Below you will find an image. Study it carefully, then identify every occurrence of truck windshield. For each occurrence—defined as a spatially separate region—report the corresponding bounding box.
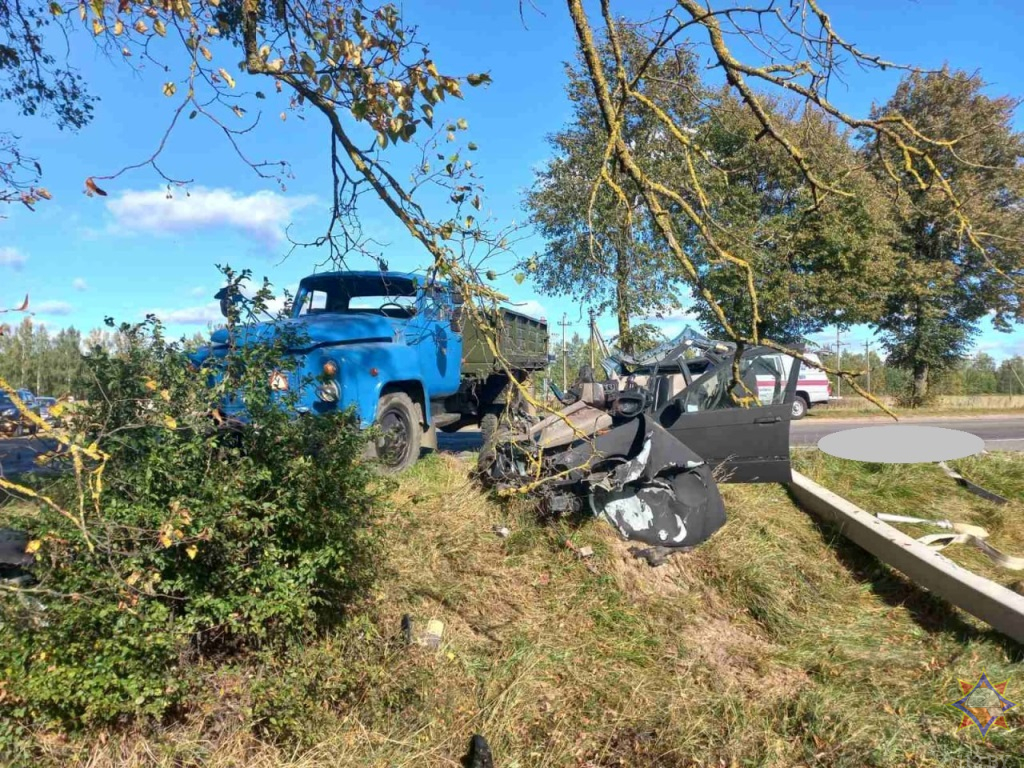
[294,275,419,319]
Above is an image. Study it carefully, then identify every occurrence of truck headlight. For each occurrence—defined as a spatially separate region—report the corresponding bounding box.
[317,380,340,403]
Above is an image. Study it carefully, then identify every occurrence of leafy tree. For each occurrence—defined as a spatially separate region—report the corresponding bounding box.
[997,356,1024,395]
[524,25,703,354]
[689,92,898,343]
[866,69,1024,404]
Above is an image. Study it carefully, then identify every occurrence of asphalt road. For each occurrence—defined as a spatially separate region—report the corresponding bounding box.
[435,414,1024,455]
[2,415,1022,478]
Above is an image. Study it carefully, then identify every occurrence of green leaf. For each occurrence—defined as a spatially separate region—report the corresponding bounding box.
[468,142,478,151]
[301,53,316,78]
[153,18,167,37]
[457,118,468,130]
[514,273,525,285]
[486,270,497,281]
[466,73,492,87]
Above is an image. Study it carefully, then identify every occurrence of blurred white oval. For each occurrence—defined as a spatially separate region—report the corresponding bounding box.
[817,425,985,464]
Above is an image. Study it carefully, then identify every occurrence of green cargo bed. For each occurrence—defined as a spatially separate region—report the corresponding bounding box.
[461,307,549,377]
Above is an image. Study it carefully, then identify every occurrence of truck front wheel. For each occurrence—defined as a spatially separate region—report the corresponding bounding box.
[370,392,423,472]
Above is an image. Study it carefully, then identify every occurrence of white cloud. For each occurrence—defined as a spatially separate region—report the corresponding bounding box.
[34,300,73,316]
[0,246,27,270]
[509,299,547,319]
[106,186,317,246]
[149,302,224,326]
[72,278,88,292]
[150,294,290,326]
[190,285,208,298]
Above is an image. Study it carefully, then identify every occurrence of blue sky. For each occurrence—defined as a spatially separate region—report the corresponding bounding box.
[1,0,1021,360]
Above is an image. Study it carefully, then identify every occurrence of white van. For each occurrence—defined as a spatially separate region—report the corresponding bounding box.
[780,352,831,419]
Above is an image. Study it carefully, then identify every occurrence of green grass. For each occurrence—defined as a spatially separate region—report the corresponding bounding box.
[13,452,1024,767]
[794,449,1024,590]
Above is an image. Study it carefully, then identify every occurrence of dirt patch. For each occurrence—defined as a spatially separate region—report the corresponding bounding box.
[680,615,809,701]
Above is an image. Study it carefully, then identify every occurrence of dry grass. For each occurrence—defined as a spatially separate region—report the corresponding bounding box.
[17,453,1024,768]
[813,394,1024,418]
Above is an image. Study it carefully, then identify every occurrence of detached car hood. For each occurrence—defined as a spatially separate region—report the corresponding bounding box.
[207,313,399,352]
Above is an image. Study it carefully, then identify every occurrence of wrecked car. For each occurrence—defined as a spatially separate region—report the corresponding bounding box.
[482,330,802,564]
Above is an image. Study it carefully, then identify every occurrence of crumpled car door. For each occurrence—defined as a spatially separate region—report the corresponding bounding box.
[654,347,801,483]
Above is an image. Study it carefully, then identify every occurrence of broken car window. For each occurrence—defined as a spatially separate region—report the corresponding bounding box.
[681,351,787,411]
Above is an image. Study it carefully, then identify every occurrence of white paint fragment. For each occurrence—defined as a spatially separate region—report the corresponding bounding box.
[604,494,655,532]
[672,515,687,543]
[619,438,653,485]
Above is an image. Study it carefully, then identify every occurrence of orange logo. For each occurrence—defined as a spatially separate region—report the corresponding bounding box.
[950,672,1016,736]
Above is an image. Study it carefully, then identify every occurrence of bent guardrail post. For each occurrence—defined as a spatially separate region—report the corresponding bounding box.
[789,470,1024,645]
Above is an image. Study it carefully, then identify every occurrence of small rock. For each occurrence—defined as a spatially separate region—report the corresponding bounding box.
[493,526,510,539]
[578,546,594,559]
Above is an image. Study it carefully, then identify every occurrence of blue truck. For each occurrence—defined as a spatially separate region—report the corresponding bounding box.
[191,270,549,470]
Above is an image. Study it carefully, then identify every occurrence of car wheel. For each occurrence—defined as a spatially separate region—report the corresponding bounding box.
[791,395,809,420]
[370,392,423,472]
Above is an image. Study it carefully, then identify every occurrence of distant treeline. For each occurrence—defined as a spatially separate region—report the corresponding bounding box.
[0,318,208,398]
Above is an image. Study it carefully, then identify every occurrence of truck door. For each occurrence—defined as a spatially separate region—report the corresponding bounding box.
[655,347,801,483]
[405,282,463,397]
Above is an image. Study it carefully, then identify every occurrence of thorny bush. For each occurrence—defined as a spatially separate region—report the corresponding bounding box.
[0,269,385,737]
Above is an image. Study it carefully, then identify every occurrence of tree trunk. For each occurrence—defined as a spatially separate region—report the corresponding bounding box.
[614,246,632,354]
[912,362,929,406]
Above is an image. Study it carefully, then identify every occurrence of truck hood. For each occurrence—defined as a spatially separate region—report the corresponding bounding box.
[209,313,399,351]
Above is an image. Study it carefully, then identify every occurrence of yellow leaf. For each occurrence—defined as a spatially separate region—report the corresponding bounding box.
[144,379,158,391]
[185,545,198,560]
[49,403,65,417]
[159,531,172,548]
[113,19,124,35]
[50,2,63,17]
[159,389,171,402]
[25,539,41,554]
[92,18,104,35]
[163,415,178,430]
[153,18,167,36]
[218,68,236,88]
[200,46,212,61]
[134,19,148,34]
[162,82,177,97]
[125,571,141,586]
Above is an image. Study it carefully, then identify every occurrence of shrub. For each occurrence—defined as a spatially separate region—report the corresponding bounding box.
[0,271,385,734]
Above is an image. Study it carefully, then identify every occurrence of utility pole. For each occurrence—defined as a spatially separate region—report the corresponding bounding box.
[588,309,596,369]
[864,337,872,393]
[559,313,570,391]
[836,326,842,399]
